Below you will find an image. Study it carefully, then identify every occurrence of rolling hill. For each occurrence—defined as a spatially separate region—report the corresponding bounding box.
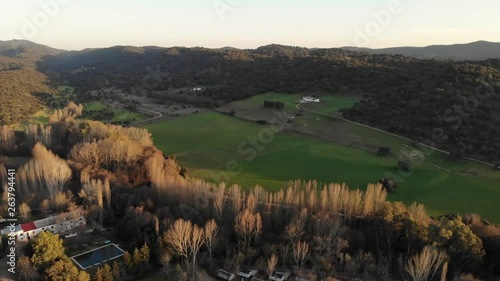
[1,40,500,162]
[0,40,65,125]
[343,41,500,61]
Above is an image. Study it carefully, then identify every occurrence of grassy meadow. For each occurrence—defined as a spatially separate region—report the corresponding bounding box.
[83,101,147,123]
[146,105,500,222]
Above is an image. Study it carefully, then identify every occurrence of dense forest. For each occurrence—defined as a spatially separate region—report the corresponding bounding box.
[1,40,500,161]
[1,103,500,281]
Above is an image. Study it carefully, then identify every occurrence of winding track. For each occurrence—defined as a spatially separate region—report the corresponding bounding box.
[104,100,163,125]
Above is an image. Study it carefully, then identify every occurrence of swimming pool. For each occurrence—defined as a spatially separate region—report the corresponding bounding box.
[71,243,125,270]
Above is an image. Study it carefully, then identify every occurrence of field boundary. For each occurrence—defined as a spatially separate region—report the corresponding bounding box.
[297,103,496,168]
[102,100,163,124]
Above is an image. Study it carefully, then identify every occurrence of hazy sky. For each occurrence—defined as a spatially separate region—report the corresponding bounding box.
[1,0,499,50]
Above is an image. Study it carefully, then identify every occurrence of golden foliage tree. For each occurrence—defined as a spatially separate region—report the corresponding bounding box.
[203,219,219,259]
[31,231,65,268]
[17,143,72,201]
[292,241,309,269]
[405,246,447,281]
[163,219,204,277]
[235,208,262,251]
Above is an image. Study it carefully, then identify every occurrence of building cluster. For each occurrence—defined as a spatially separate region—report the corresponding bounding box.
[0,208,86,242]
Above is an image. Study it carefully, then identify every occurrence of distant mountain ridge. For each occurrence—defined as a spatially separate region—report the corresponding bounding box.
[342,41,500,61]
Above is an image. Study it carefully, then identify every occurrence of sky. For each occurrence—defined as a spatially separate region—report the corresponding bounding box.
[1,0,499,50]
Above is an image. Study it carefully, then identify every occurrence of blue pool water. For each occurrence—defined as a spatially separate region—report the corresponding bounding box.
[71,244,125,269]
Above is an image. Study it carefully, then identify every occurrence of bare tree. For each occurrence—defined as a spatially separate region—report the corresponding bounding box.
[203,219,219,260]
[65,102,84,117]
[70,141,101,169]
[17,144,71,201]
[103,178,111,210]
[405,246,447,281]
[103,178,112,220]
[163,219,193,266]
[189,223,204,278]
[267,254,278,276]
[235,208,262,251]
[292,241,309,269]
[213,183,226,221]
[163,219,206,278]
[19,203,31,219]
[285,212,307,243]
[53,191,69,211]
[0,125,16,153]
[96,180,103,225]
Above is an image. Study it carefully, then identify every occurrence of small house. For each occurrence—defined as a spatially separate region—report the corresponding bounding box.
[269,270,291,281]
[217,269,235,281]
[238,269,257,280]
[301,96,320,103]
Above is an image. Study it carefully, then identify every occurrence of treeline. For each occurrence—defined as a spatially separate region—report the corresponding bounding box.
[0,101,183,215]
[263,100,285,111]
[111,175,498,281]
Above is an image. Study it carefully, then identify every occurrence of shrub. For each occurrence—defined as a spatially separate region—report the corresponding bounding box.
[379,178,397,193]
[398,160,411,172]
[378,147,391,156]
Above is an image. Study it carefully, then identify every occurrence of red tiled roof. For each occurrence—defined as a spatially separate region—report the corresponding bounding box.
[21,222,37,232]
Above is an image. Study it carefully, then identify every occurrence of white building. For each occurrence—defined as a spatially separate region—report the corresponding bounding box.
[269,271,291,281]
[0,208,86,242]
[238,269,257,280]
[301,96,320,103]
[217,269,235,281]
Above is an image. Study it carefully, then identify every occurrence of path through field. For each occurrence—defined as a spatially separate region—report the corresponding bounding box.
[103,100,163,124]
[296,103,495,167]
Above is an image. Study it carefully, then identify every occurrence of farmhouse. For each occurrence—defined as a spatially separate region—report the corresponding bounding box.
[217,269,235,280]
[238,268,257,280]
[269,270,291,281]
[301,96,320,103]
[0,208,86,242]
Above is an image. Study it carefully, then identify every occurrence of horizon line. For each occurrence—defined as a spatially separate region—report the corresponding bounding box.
[2,38,499,52]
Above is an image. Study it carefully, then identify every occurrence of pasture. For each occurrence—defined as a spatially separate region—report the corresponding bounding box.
[146,109,500,222]
[83,101,147,123]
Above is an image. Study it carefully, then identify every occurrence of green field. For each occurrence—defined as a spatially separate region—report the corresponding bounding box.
[244,92,360,113]
[83,101,147,123]
[146,109,500,222]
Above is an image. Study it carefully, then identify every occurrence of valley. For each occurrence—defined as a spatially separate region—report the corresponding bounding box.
[144,92,500,222]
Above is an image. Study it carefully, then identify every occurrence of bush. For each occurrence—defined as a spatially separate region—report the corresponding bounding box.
[377,147,391,156]
[398,160,411,172]
[379,178,397,193]
[494,163,500,171]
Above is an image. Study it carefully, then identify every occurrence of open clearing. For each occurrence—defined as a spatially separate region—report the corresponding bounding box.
[146,108,500,222]
[82,101,148,123]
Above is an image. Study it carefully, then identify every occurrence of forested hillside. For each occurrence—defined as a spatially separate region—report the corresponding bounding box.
[2,40,500,161]
[38,43,500,162]
[344,41,500,60]
[0,40,63,125]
